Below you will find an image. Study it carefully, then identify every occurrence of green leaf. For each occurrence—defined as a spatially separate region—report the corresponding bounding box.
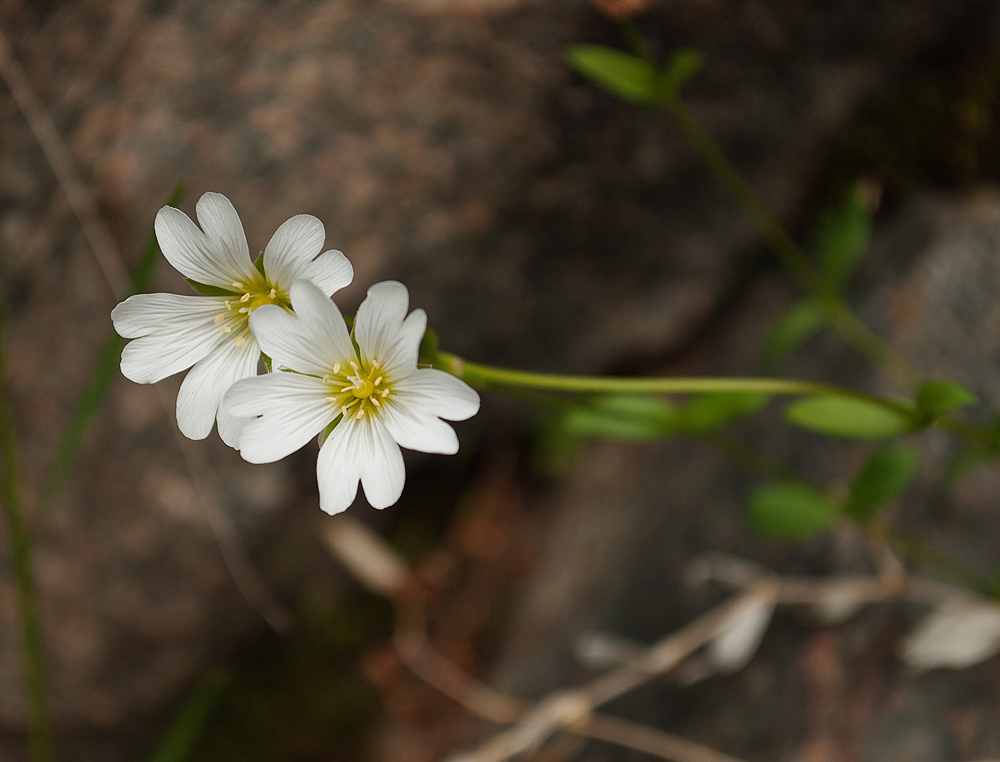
[317,414,342,448]
[915,380,978,422]
[145,669,231,762]
[418,327,439,366]
[748,482,840,540]
[261,353,273,373]
[42,182,186,504]
[680,392,770,432]
[845,445,920,521]
[785,395,913,439]
[761,300,825,370]
[813,183,872,290]
[533,417,587,476]
[565,45,666,105]
[253,251,266,277]
[562,395,679,441]
[662,48,704,91]
[185,278,240,297]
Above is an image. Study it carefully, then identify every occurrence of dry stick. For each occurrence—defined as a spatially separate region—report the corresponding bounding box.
[447,582,779,762]
[0,24,291,634]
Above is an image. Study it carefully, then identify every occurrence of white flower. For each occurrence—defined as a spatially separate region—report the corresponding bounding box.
[111,192,353,446]
[224,279,480,514]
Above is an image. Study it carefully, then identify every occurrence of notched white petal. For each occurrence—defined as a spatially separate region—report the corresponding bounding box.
[355,281,410,363]
[175,333,259,441]
[263,214,326,285]
[304,249,354,296]
[194,192,255,282]
[394,368,480,421]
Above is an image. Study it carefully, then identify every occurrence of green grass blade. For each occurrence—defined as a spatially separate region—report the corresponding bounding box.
[40,182,185,504]
[0,265,53,762]
[145,669,232,762]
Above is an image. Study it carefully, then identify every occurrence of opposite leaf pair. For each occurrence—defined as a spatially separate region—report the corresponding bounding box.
[111,193,479,515]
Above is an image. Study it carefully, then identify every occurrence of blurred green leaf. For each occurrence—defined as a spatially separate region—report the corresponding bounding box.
[680,392,770,432]
[813,183,872,290]
[146,669,232,762]
[565,45,666,105]
[418,327,439,366]
[785,395,912,439]
[748,482,840,540]
[533,417,587,476]
[845,445,920,521]
[915,380,978,422]
[662,48,704,91]
[761,300,825,370]
[185,279,239,297]
[562,394,679,441]
[42,182,185,504]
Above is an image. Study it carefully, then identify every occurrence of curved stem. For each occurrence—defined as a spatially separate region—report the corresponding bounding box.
[440,353,913,414]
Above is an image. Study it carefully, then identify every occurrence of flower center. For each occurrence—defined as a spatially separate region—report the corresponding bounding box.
[212,277,290,347]
[323,360,393,420]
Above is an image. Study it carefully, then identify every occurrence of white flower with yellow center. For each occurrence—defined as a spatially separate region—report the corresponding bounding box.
[111,192,353,446]
[224,279,480,514]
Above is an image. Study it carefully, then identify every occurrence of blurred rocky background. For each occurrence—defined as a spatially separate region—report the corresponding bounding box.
[3,0,1000,760]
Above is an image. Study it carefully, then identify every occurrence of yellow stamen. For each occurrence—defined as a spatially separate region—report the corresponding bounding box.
[355,409,365,419]
[239,307,249,314]
[232,281,244,289]
[224,300,232,310]
[333,363,341,374]
[371,397,381,407]
[269,288,277,299]
[214,314,225,324]
[381,389,390,398]
[325,396,336,402]
[219,326,231,333]
[234,336,246,347]
[240,293,251,303]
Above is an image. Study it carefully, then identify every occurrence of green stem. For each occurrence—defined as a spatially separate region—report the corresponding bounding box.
[441,353,912,414]
[0,274,53,762]
[657,93,921,389]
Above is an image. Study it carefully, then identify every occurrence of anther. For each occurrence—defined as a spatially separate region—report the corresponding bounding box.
[232,281,244,289]
[240,293,251,303]
[239,307,249,314]
[374,377,382,386]
[350,361,360,373]
[269,288,277,299]
[333,363,341,374]
[323,375,330,383]
[381,389,390,397]
[234,336,246,347]
[325,396,336,403]
[341,385,355,393]
[372,359,380,369]
[355,409,365,419]
[371,397,381,407]
[214,314,225,324]
[224,300,232,310]
[219,326,231,333]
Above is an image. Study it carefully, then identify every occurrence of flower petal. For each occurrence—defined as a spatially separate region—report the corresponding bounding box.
[301,249,354,296]
[194,192,257,283]
[117,298,229,384]
[154,204,249,289]
[392,368,481,421]
[225,372,335,463]
[354,281,409,363]
[248,280,355,375]
[316,415,405,514]
[381,403,459,454]
[112,293,225,339]
[175,333,260,441]
[262,214,325,285]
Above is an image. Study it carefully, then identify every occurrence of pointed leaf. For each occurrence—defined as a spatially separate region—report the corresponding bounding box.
[565,45,666,105]
[748,482,840,540]
[916,380,978,422]
[813,183,872,290]
[662,48,704,92]
[680,392,770,432]
[761,300,825,369]
[785,395,913,439]
[845,445,920,521]
[185,278,240,297]
[562,395,679,441]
